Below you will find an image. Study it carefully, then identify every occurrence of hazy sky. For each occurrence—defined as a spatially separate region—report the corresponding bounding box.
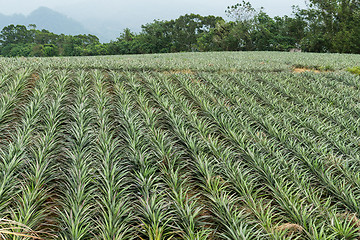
[0,0,308,41]
[0,0,307,18]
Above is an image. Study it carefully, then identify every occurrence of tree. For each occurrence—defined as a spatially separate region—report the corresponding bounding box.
[28,24,37,30]
[170,14,223,52]
[0,25,32,45]
[140,20,173,53]
[74,34,100,46]
[296,0,360,53]
[226,1,256,22]
[34,29,58,44]
[118,28,135,42]
[42,44,59,57]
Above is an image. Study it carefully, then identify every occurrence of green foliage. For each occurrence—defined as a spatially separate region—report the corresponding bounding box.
[31,44,59,57]
[298,0,360,53]
[1,43,33,57]
[293,64,334,71]
[0,0,360,56]
[0,24,32,45]
[347,66,360,75]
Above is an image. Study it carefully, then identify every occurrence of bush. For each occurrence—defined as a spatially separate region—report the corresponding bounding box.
[347,66,360,75]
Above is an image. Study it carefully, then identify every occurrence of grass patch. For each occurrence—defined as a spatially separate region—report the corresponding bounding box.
[347,66,360,75]
[293,64,334,72]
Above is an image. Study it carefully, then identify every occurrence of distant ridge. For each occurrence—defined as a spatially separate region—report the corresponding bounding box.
[0,7,91,36]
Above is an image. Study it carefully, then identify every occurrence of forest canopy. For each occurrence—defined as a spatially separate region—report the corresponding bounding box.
[0,0,359,57]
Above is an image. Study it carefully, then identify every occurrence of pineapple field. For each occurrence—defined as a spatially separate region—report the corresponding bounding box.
[1,51,360,239]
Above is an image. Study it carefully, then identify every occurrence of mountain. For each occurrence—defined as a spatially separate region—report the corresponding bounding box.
[0,7,91,36]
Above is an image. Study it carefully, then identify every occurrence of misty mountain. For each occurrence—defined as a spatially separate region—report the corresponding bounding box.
[0,7,92,37]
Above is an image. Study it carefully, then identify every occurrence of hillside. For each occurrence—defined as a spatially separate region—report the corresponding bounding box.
[0,7,90,35]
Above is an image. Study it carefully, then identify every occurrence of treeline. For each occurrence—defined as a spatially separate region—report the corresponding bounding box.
[1,0,359,57]
[0,24,107,57]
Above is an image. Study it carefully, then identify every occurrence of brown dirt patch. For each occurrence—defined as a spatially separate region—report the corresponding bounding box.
[340,212,360,228]
[31,73,40,80]
[163,69,195,75]
[293,68,321,73]
[275,223,303,236]
[29,73,40,86]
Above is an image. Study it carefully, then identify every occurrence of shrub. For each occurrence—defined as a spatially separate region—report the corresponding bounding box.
[347,66,360,75]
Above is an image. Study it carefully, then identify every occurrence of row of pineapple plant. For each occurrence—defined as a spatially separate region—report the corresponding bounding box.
[0,52,360,239]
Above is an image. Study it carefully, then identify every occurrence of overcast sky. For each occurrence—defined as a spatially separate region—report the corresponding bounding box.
[0,0,308,41]
[0,0,307,18]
